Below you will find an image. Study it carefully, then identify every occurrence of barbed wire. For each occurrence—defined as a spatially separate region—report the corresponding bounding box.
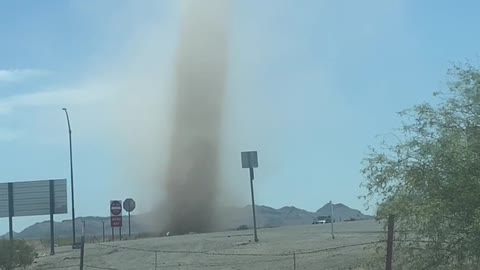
[91,240,383,258]
[93,242,287,257]
[84,265,120,270]
[154,256,292,268]
[393,239,454,244]
[35,264,80,269]
[294,240,382,255]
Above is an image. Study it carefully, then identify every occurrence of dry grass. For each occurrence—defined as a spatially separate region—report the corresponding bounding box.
[30,220,386,270]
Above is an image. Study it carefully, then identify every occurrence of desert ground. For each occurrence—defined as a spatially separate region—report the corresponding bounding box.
[31,220,385,270]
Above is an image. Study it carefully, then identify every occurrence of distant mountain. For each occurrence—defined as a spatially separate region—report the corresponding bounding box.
[3,203,373,240]
[0,231,19,240]
[315,203,374,222]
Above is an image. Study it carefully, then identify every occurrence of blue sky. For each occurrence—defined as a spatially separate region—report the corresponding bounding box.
[1,0,480,234]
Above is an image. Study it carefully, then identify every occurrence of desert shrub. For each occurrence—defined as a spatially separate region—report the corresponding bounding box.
[0,240,36,270]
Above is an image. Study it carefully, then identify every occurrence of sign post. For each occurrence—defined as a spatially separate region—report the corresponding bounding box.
[123,198,136,237]
[330,200,335,239]
[110,200,122,241]
[241,151,259,242]
[102,220,105,242]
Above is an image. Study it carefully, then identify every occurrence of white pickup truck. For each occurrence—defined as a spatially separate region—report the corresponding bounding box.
[312,215,331,224]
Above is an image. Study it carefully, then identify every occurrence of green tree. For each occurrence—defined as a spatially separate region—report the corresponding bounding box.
[362,64,480,269]
[0,240,36,270]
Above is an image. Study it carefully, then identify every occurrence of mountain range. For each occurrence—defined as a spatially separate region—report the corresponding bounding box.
[1,203,374,240]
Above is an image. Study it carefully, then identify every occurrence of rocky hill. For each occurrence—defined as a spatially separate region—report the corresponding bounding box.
[1,203,373,240]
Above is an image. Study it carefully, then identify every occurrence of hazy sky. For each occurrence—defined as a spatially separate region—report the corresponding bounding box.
[1,0,480,235]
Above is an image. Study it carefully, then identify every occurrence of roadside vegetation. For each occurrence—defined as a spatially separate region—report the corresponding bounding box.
[0,240,36,270]
[363,64,480,269]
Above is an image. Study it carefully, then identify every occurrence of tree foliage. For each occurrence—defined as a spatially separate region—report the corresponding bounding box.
[0,240,36,270]
[362,64,480,269]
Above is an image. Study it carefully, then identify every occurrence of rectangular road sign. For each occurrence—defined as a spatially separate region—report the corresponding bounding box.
[0,179,67,218]
[241,151,258,168]
[110,216,122,227]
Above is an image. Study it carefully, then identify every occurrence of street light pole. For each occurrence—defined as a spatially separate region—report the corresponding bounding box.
[62,108,76,246]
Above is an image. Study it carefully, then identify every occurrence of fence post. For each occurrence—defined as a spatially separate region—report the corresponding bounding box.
[80,221,85,270]
[293,251,296,270]
[385,215,394,270]
[154,251,158,270]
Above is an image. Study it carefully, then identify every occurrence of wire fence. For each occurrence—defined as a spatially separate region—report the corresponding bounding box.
[33,238,384,270]
[33,217,415,270]
[30,216,477,269]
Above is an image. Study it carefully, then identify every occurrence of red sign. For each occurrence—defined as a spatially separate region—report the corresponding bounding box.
[110,200,122,215]
[111,215,122,227]
[110,200,123,227]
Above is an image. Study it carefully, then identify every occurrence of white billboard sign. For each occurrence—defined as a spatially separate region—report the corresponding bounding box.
[0,179,67,218]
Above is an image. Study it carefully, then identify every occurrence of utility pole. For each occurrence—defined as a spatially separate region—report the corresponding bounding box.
[62,108,76,247]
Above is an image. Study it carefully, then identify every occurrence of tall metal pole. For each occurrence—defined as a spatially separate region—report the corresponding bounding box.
[249,167,259,242]
[62,108,76,246]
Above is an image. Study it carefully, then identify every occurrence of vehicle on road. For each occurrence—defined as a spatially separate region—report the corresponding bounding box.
[312,215,331,224]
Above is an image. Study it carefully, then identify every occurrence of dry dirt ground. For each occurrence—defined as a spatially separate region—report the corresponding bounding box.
[31,220,385,270]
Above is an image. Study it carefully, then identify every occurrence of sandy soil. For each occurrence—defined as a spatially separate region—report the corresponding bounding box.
[30,220,385,270]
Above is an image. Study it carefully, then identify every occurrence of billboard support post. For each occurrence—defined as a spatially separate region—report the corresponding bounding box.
[49,180,55,255]
[7,183,13,241]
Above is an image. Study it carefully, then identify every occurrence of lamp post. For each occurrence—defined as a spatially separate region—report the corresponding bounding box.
[62,108,76,246]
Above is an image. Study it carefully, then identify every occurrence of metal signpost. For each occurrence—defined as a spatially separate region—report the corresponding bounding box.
[241,151,259,242]
[110,200,122,241]
[330,200,335,239]
[123,198,136,237]
[102,220,105,242]
[0,179,68,255]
